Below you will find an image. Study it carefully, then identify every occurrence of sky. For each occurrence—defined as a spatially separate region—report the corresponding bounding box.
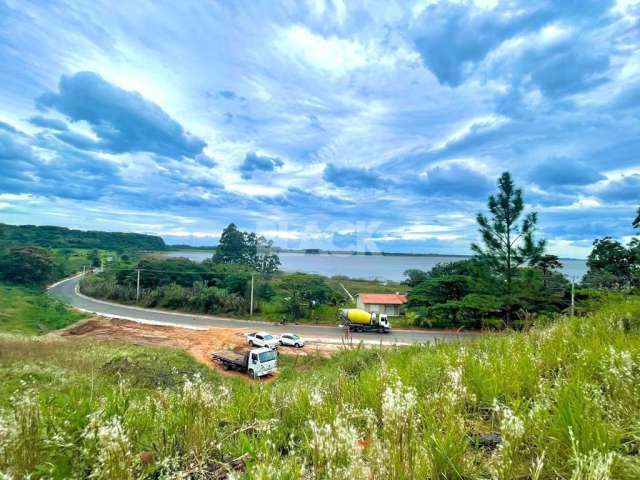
[1,0,640,257]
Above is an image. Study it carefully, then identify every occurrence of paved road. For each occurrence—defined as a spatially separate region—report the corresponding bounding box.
[49,275,475,345]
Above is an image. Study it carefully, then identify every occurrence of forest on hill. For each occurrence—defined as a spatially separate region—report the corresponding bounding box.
[0,223,166,251]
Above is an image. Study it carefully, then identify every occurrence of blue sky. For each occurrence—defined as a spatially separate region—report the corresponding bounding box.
[1,0,640,257]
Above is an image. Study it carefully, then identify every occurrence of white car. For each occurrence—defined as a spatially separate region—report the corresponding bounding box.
[246,332,279,350]
[278,333,305,348]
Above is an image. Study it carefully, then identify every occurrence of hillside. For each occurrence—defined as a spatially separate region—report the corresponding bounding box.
[0,223,166,251]
[1,298,639,478]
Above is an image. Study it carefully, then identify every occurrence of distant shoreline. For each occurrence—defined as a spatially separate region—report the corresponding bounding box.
[164,247,584,262]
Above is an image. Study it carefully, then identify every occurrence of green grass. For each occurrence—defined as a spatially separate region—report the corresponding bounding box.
[0,284,86,335]
[327,276,407,295]
[2,298,640,478]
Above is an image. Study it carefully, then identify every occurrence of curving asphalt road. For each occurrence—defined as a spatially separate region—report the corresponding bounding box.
[48,275,476,345]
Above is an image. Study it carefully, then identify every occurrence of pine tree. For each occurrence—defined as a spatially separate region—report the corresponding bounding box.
[471,172,545,317]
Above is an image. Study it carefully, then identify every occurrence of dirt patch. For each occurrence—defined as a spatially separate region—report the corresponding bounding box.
[59,317,338,375]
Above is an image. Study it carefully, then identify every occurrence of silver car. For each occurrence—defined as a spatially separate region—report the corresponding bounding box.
[278,333,305,348]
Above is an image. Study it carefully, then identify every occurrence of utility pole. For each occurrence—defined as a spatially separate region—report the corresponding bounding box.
[250,274,254,316]
[136,269,141,304]
[570,276,575,317]
[82,264,86,277]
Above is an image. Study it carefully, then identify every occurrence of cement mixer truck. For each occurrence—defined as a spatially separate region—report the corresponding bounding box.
[339,308,391,333]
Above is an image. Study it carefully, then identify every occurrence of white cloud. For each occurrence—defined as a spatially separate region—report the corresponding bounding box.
[274,25,370,75]
[0,0,638,257]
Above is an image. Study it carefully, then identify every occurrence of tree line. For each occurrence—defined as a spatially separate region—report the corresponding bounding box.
[0,223,166,251]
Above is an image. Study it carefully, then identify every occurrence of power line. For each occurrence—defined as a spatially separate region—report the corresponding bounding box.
[99,267,258,276]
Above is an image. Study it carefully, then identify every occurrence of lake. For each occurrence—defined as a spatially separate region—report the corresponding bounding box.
[165,251,588,282]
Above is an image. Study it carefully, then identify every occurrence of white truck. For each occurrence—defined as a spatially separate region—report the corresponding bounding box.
[246,332,279,349]
[339,308,391,333]
[211,348,277,378]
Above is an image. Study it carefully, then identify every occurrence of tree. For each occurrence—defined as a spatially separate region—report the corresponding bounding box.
[582,237,632,289]
[277,273,334,320]
[213,224,247,265]
[633,207,640,230]
[407,275,471,308]
[87,249,101,268]
[471,172,546,304]
[244,232,281,273]
[213,224,280,273]
[537,254,563,288]
[0,246,56,287]
[403,269,429,287]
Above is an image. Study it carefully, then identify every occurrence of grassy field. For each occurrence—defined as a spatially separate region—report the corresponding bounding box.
[1,295,640,478]
[327,276,407,295]
[0,284,86,335]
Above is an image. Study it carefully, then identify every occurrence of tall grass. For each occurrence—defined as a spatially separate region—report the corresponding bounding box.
[0,284,86,335]
[2,297,640,478]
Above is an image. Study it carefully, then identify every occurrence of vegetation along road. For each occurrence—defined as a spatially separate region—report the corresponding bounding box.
[49,274,474,345]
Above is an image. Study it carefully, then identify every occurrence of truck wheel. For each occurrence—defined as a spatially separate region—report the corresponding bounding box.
[296,342,302,348]
[222,363,229,371]
[249,340,254,346]
[248,369,257,379]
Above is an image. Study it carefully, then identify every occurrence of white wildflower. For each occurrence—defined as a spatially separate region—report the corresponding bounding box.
[309,385,324,407]
[603,346,635,383]
[530,450,546,480]
[569,428,617,480]
[447,366,471,403]
[570,449,616,480]
[308,414,366,479]
[181,375,228,408]
[90,416,134,479]
[493,400,525,440]
[0,410,15,459]
[381,379,416,427]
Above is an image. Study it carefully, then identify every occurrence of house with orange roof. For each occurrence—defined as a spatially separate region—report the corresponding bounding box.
[356,292,407,316]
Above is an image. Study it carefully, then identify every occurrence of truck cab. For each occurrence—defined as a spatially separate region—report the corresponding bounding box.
[247,347,277,378]
[246,332,279,350]
[377,313,391,332]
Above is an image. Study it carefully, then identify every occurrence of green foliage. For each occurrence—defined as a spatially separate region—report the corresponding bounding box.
[403,269,429,287]
[328,276,406,295]
[404,171,564,329]
[276,273,337,319]
[117,257,212,289]
[407,274,471,306]
[633,206,640,230]
[81,256,376,322]
[87,249,101,268]
[81,269,248,315]
[582,237,638,289]
[0,223,165,251]
[406,257,570,329]
[471,172,545,299]
[2,297,640,478]
[0,246,56,287]
[0,285,86,334]
[213,223,280,273]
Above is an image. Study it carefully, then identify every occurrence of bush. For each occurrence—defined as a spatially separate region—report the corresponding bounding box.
[0,246,56,287]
